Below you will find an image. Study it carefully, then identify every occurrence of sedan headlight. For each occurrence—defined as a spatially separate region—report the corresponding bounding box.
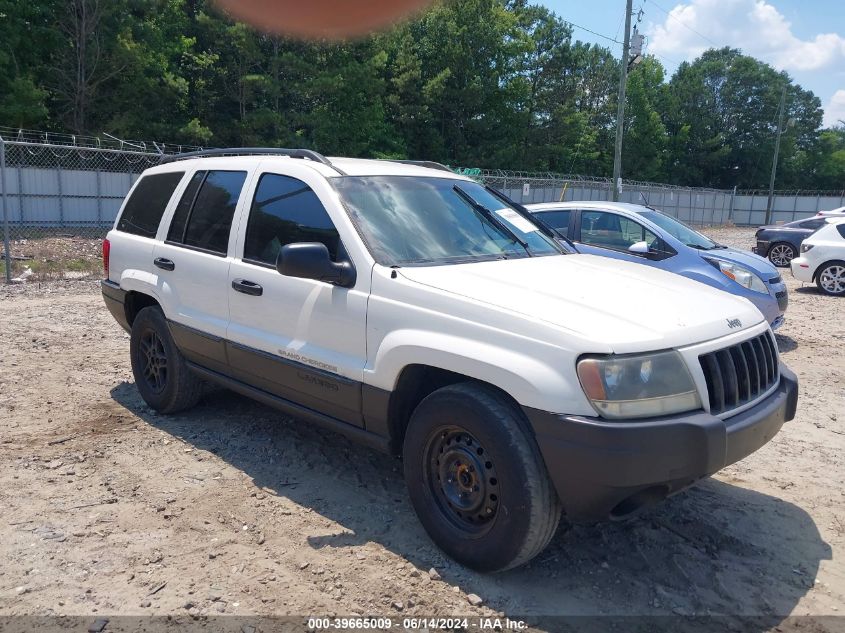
[577,351,701,419]
[705,258,768,293]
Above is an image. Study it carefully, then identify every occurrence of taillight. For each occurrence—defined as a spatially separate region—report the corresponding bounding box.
[102,238,110,278]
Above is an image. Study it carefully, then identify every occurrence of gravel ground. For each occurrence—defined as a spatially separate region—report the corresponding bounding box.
[0,227,843,631]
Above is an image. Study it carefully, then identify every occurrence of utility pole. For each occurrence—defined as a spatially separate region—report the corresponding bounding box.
[611,0,634,201]
[765,85,787,225]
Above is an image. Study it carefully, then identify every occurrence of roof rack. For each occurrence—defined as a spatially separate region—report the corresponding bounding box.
[159,148,347,175]
[387,160,454,173]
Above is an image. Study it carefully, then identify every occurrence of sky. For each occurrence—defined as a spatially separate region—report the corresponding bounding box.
[541,0,845,128]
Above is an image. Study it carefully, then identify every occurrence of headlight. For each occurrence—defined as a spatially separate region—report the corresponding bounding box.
[577,351,701,419]
[705,258,768,293]
[801,243,814,253]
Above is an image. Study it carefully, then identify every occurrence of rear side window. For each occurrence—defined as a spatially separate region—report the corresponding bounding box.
[116,172,184,238]
[837,224,845,239]
[799,219,825,230]
[244,174,340,266]
[537,210,571,234]
[166,170,247,255]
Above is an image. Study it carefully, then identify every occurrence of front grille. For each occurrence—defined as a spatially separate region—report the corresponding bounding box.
[699,332,779,415]
[775,289,788,310]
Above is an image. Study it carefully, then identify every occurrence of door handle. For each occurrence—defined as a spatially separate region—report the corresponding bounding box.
[154,257,175,271]
[232,278,263,296]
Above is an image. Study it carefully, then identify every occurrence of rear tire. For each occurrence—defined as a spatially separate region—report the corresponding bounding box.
[816,261,845,296]
[403,383,561,572]
[768,242,796,267]
[130,306,204,413]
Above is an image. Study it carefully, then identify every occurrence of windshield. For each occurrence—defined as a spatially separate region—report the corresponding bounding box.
[332,176,562,266]
[639,210,718,250]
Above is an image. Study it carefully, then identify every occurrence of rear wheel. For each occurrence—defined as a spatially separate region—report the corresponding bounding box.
[403,383,561,572]
[768,242,796,267]
[816,261,845,296]
[130,306,204,412]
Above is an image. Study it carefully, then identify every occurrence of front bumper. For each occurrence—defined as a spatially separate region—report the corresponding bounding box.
[524,364,798,522]
[752,240,769,257]
[790,256,814,283]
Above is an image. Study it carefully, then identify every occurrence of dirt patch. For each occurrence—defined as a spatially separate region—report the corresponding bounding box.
[0,228,842,628]
[2,236,103,281]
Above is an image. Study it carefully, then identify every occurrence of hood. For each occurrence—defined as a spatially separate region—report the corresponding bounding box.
[398,254,764,354]
[700,247,779,279]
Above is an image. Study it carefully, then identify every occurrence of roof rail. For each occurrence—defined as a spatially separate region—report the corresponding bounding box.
[159,147,347,175]
[386,159,454,173]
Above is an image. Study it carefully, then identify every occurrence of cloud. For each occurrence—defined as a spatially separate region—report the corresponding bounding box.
[648,0,845,72]
[823,90,845,127]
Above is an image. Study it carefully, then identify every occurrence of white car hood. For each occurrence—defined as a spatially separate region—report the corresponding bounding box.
[398,253,764,353]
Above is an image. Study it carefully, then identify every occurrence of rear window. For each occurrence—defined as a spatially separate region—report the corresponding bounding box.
[166,170,247,255]
[116,172,184,238]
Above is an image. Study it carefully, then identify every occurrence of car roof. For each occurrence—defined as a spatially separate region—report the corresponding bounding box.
[141,154,474,181]
[526,201,653,214]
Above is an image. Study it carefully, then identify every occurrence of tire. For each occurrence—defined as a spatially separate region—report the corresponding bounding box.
[768,242,796,267]
[130,306,204,413]
[816,261,845,296]
[403,383,561,572]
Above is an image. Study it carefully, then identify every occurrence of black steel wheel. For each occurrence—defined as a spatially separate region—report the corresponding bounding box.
[403,383,561,572]
[425,427,500,536]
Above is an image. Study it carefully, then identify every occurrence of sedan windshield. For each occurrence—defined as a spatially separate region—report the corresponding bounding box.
[333,176,562,266]
[639,210,718,250]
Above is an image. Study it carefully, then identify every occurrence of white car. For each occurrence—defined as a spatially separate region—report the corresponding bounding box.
[790,219,845,295]
[101,149,797,572]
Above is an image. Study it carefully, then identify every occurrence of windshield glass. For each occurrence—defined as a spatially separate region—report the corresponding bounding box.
[333,176,561,266]
[639,210,717,250]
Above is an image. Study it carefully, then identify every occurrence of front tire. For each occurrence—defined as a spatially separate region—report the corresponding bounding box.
[403,383,561,572]
[816,261,845,296]
[768,242,796,267]
[130,306,204,413]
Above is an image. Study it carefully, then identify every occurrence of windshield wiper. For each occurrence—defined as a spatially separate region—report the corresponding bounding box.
[686,243,714,250]
[452,185,530,253]
[484,186,575,253]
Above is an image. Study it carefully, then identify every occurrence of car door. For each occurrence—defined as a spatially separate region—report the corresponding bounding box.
[153,168,250,373]
[226,166,369,427]
[574,209,671,269]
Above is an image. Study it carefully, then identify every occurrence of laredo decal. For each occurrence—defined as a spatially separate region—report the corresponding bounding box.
[726,318,742,329]
[297,371,340,392]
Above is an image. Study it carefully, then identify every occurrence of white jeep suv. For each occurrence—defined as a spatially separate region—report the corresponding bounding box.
[102,149,798,572]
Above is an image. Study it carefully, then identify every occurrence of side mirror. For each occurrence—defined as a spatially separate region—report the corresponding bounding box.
[628,241,650,254]
[276,242,356,288]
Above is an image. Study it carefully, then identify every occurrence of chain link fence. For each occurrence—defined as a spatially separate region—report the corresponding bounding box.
[2,133,844,283]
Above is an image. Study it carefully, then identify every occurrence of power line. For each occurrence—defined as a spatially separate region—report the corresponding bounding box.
[647,0,720,48]
[565,20,622,46]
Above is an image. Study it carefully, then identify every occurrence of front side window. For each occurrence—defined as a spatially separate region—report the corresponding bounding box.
[638,210,717,250]
[244,174,340,266]
[166,170,247,255]
[580,211,660,252]
[116,172,184,238]
[332,176,561,266]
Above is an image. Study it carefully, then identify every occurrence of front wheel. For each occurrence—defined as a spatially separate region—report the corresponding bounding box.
[403,383,561,572]
[768,242,796,267]
[816,261,845,296]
